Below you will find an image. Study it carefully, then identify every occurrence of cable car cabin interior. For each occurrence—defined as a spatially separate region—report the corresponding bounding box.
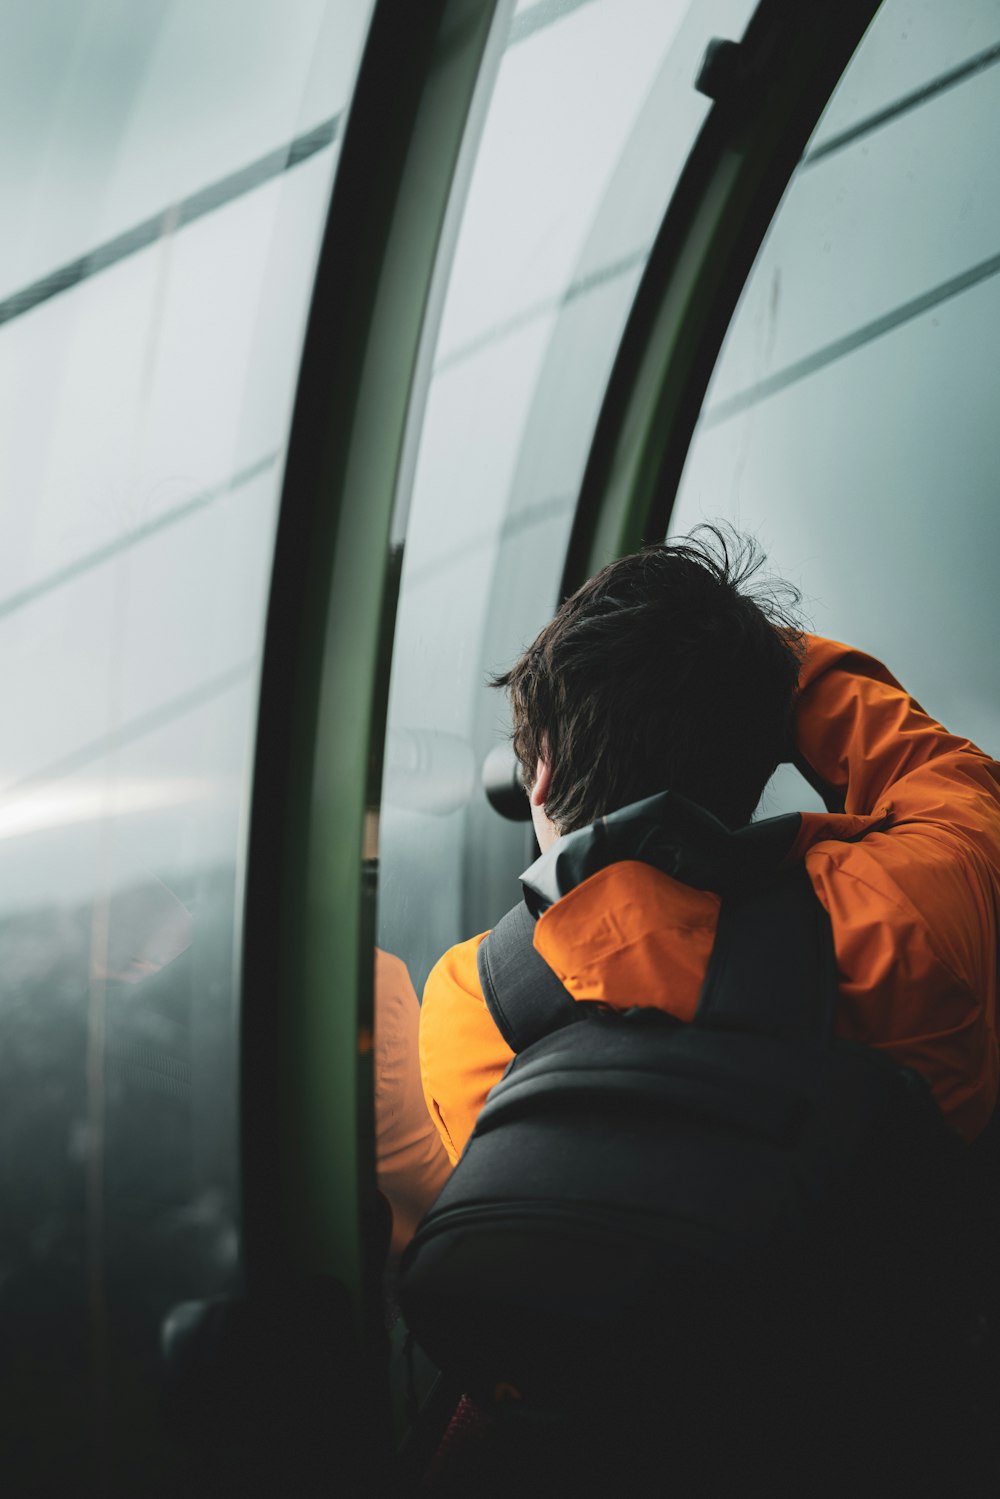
[2,0,999,1492]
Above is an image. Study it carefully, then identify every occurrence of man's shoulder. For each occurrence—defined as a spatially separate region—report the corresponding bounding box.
[424,929,490,1009]
[420,926,516,1160]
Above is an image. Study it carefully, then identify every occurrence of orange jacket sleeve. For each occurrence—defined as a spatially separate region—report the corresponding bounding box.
[793,636,1000,1136]
[420,934,515,1165]
[795,636,1000,833]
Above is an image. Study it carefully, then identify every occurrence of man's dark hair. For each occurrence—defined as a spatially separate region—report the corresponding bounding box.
[492,526,804,832]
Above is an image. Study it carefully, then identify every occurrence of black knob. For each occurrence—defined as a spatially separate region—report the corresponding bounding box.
[482,745,530,821]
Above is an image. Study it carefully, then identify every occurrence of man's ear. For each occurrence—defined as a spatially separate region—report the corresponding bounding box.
[530,756,552,809]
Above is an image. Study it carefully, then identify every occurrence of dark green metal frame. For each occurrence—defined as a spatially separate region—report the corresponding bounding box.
[241,0,508,1331]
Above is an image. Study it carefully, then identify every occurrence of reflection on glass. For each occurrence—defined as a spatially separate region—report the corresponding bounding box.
[670,0,1000,822]
[0,0,374,1486]
[374,950,451,1269]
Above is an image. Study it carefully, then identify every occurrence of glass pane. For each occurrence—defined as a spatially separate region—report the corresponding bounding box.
[670,0,1000,820]
[378,0,756,1138]
[0,1,373,1487]
[0,1,366,299]
[809,0,1000,155]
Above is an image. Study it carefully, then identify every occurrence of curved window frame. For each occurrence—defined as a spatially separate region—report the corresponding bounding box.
[242,0,511,1325]
[564,0,880,591]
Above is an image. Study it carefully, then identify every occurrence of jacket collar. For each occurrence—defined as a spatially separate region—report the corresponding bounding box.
[520,789,891,916]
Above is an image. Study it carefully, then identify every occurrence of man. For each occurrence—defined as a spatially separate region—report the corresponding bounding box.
[419,528,1000,1165]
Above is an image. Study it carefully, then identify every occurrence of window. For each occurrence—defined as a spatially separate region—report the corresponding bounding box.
[669,0,1000,815]
[0,1,373,1483]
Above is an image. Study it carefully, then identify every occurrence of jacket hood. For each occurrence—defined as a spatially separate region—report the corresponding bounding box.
[520,790,890,916]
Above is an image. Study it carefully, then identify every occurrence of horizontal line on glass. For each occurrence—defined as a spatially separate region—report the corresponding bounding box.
[433,246,648,374]
[0,452,281,624]
[0,114,341,330]
[702,246,1000,428]
[2,659,257,801]
[804,37,1000,166]
[403,491,575,593]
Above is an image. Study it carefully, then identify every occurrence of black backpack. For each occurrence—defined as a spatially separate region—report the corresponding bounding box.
[399,834,978,1468]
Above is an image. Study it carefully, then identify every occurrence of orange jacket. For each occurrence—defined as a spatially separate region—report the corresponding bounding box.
[374,950,452,1260]
[420,637,1000,1164]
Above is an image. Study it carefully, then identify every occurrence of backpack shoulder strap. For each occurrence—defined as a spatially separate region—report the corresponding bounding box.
[480,865,838,1052]
[695,865,838,1042]
[476,901,580,1053]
